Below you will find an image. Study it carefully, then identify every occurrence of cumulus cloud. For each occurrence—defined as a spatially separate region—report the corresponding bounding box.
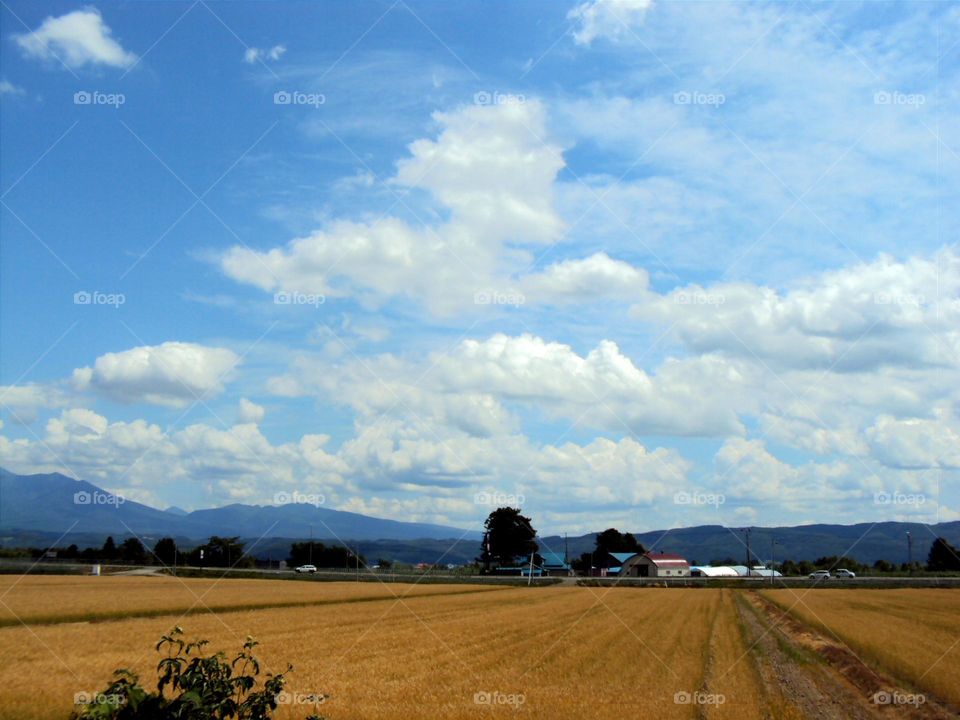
[0,383,70,424]
[568,0,653,46]
[244,45,286,63]
[73,342,241,407]
[14,8,137,69]
[237,397,266,424]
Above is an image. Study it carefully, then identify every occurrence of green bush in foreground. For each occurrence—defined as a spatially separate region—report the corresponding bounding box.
[71,627,327,720]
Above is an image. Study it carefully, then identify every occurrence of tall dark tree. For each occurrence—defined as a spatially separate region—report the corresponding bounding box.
[188,536,252,568]
[119,537,147,564]
[927,537,960,572]
[101,536,117,560]
[594,528,642,556]
[479,507,537,570]
[287,541,361,568]
[153,537,179,566]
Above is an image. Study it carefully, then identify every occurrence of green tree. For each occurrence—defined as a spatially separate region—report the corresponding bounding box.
[189,537,252,568]
[927,537,960,572]
[101,536,117,561]
[594,528,641,556]
[153,538,179,566]
[120,538,147,565]
[479,507,537,571]
[72,627,326,719]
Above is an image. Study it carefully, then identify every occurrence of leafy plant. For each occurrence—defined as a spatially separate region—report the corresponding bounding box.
[71,627,327,719]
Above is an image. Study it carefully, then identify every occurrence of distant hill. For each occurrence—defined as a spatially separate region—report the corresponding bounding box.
[0,468,480,543]
[540,521,960,565]
[2,468,956,564]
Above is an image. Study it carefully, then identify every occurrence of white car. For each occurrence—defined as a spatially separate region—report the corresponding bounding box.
[294,564,317,574]
[808,570,831,580]
[834,568,856,578]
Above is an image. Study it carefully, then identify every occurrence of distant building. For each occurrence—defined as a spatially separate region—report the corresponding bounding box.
[620,551,690,578]
[540,551,573,576]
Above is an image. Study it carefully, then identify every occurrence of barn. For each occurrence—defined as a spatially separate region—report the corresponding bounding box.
[620,551,690,578]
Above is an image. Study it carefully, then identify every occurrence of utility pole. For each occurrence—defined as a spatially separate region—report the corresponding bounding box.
[564,532,569,565]
[742,528,753,568]
[309,525,313,566]
[771,538,778,586]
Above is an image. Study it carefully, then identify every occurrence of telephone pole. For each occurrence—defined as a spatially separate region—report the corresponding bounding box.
[742,528,753,568]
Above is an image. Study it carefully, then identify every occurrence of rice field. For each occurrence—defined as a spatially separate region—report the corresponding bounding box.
[760,588,960,707]
[0,576,956,719]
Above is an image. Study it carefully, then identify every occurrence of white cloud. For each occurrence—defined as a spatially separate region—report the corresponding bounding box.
[568,0,654,46]
[237,397,266,424]
[244,45,286,63]
[73,342,241,407]
[0,383,71,424]
[0,79,25,95]
[221,101,647,314]
[15,8,137,69]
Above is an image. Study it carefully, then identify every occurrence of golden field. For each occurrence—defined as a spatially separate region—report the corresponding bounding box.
[761,588,960,706]
[0,577,780,720]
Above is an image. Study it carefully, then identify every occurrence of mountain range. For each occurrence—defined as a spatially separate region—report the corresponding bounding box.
[2,468,957,565]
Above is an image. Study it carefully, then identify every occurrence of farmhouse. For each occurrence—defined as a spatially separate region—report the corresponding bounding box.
[620,551,690,578]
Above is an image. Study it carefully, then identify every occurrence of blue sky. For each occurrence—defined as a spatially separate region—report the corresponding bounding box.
[1,0,959,535]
